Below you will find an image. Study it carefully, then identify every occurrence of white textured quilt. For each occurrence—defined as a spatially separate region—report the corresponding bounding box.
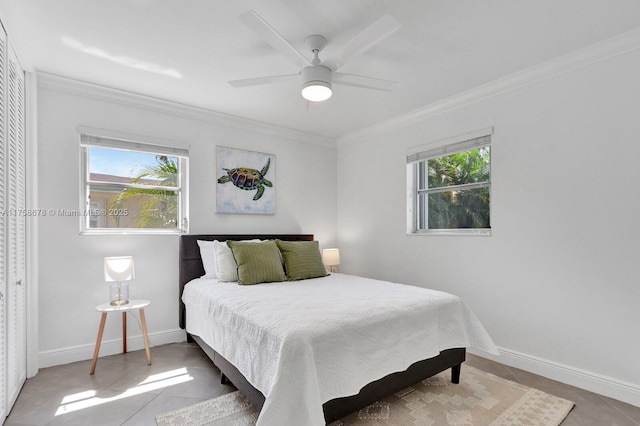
[182,273,497,426]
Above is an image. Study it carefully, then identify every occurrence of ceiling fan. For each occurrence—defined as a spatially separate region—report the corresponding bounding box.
[229,10,402,102]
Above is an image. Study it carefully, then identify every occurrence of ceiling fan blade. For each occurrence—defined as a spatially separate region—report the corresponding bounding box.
[228,73,299,88]
[333,72,400,92]
[323,15,401,71]
[239,10,311,68]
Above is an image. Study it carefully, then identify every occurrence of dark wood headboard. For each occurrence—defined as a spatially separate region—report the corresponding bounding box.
[178,234,314,328]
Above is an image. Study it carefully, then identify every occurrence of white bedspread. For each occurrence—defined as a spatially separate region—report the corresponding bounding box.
[182,273,497,426]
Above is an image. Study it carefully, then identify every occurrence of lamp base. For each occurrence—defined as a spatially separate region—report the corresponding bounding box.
[109,282,130,306]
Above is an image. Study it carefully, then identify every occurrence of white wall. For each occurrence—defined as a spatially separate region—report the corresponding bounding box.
[36,75,337,367]
[337,44,640,404]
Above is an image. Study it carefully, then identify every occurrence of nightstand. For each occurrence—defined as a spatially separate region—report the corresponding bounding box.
[90,299,152,375]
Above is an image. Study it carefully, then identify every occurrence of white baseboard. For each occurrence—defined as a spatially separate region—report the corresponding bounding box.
[38,328,186,369]
[469,346,640,408]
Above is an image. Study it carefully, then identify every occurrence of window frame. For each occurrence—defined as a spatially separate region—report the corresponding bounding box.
[79,129,189,235]
[406,128,492,236]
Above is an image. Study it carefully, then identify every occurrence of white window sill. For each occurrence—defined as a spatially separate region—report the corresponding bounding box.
[408,229,491,236]
[80,229,184,236]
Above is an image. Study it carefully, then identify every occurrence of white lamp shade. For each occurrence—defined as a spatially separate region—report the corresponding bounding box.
[322,248,340,266]
[104,256,135,282]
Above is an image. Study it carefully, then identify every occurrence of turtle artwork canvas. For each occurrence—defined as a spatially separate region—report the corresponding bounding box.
[216,146,276,214]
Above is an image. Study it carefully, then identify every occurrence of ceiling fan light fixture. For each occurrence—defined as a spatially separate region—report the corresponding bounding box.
[302,81,332,102]
[232,12,402,102]
[301,65,332,102]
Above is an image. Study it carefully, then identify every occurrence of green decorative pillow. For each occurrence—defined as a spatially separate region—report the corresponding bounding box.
[276,240,329,280]
[227,240,286,285]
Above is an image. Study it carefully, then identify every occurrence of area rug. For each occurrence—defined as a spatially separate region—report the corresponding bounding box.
[156,366,574,425]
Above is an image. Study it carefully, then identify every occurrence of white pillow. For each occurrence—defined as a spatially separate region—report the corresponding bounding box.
[197,240,217,278]
[214,239,261,282]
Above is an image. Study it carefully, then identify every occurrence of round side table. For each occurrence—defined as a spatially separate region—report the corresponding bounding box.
[90,299,152,375]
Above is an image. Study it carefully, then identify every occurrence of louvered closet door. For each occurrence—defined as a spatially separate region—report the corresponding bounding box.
[0,24,7,423]
[5,42,25,411]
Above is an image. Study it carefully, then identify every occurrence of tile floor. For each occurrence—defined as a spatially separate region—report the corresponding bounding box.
[5,342,640,425]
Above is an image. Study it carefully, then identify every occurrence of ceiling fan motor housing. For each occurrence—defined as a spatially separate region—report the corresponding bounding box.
[302,65,332,87]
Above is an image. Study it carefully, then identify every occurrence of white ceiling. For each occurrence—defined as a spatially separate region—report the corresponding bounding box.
[4,0,640,139]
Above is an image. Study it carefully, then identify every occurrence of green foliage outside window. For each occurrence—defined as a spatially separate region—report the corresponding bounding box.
[422,147,490,229]
[110,155,179,228]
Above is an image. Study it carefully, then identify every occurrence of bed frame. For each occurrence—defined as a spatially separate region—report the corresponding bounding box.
[179,234,465,424]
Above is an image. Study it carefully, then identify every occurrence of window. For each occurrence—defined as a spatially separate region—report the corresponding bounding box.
[407,129,492,235]
[80,131,189,234]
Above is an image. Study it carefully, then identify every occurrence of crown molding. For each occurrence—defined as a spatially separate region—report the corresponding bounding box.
[339,27,640,145]
[36,72,336,148]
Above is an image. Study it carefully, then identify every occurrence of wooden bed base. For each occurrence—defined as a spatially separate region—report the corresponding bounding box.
[179,234,466,423]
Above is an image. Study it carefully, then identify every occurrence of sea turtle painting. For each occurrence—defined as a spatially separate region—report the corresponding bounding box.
[217,158,273,201]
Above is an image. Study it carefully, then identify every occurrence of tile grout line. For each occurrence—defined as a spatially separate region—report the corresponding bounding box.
[121,391,162,426]
[499,364,528,385]
[596,393,640,426]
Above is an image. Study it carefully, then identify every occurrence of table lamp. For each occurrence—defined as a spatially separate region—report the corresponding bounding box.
[104,256,134,306]
[322,248,340,273]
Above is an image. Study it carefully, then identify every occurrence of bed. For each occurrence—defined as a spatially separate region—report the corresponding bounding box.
[179,234,497,425]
